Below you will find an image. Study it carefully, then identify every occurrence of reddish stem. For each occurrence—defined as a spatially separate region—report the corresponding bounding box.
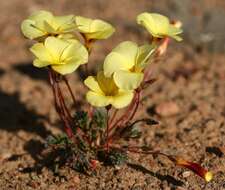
[63,76,76,107]
[109,109,118,126]
[48,70,74,138]
[109,96,135,131]
[125,91,140,122]
[84,64,89,76]
[81,33,94,76]
[108,91,139,133]
[106,108,110,153]
[56,81,73,123]
[58,82,92,143]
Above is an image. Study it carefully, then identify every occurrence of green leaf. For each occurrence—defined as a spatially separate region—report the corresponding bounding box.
[119,124,142,139]
[107,149,128,166]
[74,111,89,130]
[46,134,71,146]
[128,129,142,138]
[91,108,107,129]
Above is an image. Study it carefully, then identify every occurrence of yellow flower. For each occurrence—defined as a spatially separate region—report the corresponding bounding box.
[137,12,182,41]
[103,41,155,90]
[21,10,76,40]
[30,37,88,75]
[84,71,133,109]
[75,16,115,40]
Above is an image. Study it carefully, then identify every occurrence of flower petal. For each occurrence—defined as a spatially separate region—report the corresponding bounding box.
[84,76,103,94]
[33,59,51,68]
[112,41,138,64]
[30,43,52,62]
[168,25,183,35]
[54,15,76,32]
[29,10,53,22]
[137,12,183,41]
[135,44,156,71]
[104,52,128,77]
[137,12,169,37]
[97,71,118,95]
[51,60,80,75]
[61,40,88,64]
[29,10,54,34]
[114,70,144,90]
[86,91,110,107]
[45,37,70,62]
[150,13,169,35]
[111,90,134,109]
[43,21,56,33]
[103,41,138,77]
[75,16,92,32]
[87,19,115,39]
[168,25,183,41]
[21,20,46,39]
[75,16,115,40]
[57,33,77,40]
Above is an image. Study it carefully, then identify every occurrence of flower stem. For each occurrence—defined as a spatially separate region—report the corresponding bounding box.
[108,91,139,133]
[63,76,76,107]
[81,33,94,77]
[48,69,73,138]
[84,64,89,76]
[106,106,111,153]
[125,90,141,122]
[109,109,118,126]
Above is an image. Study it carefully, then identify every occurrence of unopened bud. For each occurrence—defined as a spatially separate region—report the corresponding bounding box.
[174,157,213,182]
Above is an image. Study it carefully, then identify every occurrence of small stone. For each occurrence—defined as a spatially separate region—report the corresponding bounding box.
[182,171,191,178]
[72,175,80,185]
[155,101,180,117]
[0,152,12,162]
[28,181,40,188]
[115,165,122,170]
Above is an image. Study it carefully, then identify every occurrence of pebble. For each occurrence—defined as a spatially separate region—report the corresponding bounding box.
[72,175,80,185]
[0,152,11,162]
[182,171,191,178]
[155,101,180,117]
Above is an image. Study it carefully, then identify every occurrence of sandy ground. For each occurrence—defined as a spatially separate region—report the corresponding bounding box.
[0,0,225,189]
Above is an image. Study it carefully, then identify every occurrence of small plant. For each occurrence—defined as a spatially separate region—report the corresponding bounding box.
[21,11,212,181]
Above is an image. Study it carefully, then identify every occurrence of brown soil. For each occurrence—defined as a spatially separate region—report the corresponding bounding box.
[0,0,225,189]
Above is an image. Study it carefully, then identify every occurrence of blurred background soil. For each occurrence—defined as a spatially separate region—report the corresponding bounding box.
[0,0,225,189]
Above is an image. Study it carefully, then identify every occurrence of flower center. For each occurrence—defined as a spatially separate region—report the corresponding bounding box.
[99,80,118,96]
[97,72,118,96]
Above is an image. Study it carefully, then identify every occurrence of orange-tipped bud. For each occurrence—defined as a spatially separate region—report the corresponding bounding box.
[174,157,213,182]
[171,20,183,28]
[156,37,170,56]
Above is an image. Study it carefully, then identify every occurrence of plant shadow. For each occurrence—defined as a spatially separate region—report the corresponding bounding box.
[21,139,57,174]
[13,61,96,83]
[13,62,49,82]
[206,146,224,157]
[0,68,5,76]
[127,163,184,187]
[21,139,77,176]
[76,66,97,82]
[0,91,52,138]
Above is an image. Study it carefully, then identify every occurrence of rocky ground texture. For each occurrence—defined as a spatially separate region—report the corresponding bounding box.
[0,0,225,189]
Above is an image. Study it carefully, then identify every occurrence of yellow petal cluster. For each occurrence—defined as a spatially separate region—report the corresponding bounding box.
[75,16,115,40]
[103,41,155,90]
[30,37,88,75]
[21,10,76,40]
[22,10,183,110]
[21,10,117,76]
[137,12,182,41]
[84,71,133,108]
